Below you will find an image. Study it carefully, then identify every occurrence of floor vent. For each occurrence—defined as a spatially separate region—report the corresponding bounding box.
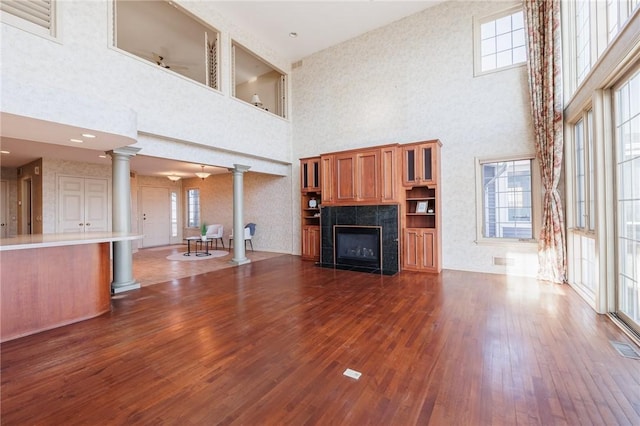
[610,341,640,359]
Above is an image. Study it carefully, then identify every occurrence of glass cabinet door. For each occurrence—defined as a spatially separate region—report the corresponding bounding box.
[422,146,433,182]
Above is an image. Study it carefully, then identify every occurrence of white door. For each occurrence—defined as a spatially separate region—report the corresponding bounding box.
[0,180,8,238]
[59,176,109,233]
[84,178,109,232]
[141,186,171,247]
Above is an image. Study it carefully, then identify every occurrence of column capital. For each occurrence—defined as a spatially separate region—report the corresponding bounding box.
[107,146,141,158]
[227,164,251,174]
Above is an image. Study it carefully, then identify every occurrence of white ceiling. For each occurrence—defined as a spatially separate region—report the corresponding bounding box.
[1,1,440,177]
[209,1,440,63]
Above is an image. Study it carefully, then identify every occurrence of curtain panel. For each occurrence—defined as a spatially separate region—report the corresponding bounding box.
[523,0,567,283]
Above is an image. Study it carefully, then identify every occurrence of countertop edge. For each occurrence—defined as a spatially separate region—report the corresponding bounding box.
[0,233,143,251]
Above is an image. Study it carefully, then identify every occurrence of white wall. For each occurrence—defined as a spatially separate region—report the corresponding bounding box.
[292,1,539,276]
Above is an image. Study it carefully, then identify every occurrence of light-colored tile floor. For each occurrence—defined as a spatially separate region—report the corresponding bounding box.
[133,244,286,287]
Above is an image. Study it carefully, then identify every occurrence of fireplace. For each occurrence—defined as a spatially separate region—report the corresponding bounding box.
[334,226,381,270]
[320,205,399,275]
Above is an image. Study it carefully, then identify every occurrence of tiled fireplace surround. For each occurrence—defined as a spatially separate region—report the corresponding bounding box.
[320,205,399,275]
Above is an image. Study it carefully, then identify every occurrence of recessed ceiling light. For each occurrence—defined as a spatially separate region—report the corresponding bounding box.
[289,32,298,38]
[0,150,10,154]
[70,138,83,143]
[82,133,96,138]
[98,154,107,158]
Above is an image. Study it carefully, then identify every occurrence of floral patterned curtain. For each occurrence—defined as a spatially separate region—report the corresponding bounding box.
[523,0,566,283]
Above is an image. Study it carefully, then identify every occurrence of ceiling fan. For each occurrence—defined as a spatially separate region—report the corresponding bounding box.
[150,52,188,71]
[130,50,189,71]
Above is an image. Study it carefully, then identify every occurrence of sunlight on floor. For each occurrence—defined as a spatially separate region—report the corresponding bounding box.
[133,245,285,287]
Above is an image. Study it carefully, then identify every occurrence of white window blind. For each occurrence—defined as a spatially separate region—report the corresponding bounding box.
[206,31,218,90]
[1,0,52,30]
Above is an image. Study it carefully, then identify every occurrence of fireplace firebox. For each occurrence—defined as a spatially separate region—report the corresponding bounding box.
[320,204,399,275]
[334,226,381,270]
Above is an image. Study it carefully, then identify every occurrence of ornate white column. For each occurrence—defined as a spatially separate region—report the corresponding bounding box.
[107,147,141,294]
[228,164,251,265]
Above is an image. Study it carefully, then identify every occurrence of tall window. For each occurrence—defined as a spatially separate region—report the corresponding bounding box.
[575,0,591,85]
[573,111,596,231]
[0,0,56,38]
[565,0,639,98]
[186,189,200,228]
[478,158,534,240]
[171,192,178,237]
[474,6,526,75]
[587,110,595,230]
[607,0,640,42]
[575,119,586,228]
[615,69,640,333]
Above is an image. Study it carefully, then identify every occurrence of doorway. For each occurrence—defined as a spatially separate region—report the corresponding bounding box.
[140,186,171,248]
[20,178,32,235]
[58,176,109,233]
[0,180,8,238]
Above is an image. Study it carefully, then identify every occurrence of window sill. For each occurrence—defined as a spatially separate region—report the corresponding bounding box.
[474,238,538,248]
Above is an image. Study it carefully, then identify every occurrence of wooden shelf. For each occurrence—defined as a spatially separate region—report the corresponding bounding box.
[402,141,441,272]
[300,160,322,261]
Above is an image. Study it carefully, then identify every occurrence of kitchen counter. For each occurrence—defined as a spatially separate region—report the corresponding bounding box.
[0,232,142,342]
[0,232,141,250]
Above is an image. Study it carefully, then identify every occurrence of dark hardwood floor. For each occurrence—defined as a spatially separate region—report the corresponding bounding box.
[2,255,639,425]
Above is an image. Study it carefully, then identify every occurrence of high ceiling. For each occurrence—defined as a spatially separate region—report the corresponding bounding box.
[209,1,440,62]
[1,1,440,177]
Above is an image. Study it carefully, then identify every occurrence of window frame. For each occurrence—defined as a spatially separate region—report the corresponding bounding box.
[186,188,201,229]
[613,65,640,335]
[231,40,288,119]
[475,154,540,246]
[171,190,178,238]
[570,109,597,234]
[111,0,220,91]
[0,0,59,41]
[473,4,527,77]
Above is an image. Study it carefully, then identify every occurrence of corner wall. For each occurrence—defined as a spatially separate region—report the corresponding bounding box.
[292,1,538,276]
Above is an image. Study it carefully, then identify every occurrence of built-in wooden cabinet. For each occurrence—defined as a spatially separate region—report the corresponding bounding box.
[300,157,321,192]
[402,141,440,187]
[320,146,397,206]
[380,145,398,203]
[301,225,321,260]
[402,228,437,271]
[334,149,380,203]
[401,140,441,272]
[300,157,322,261]
[300,140,441,271]
[320,155,334,205]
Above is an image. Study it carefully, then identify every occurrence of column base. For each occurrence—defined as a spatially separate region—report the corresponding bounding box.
[229,258,252,266]
[111,280,141,294]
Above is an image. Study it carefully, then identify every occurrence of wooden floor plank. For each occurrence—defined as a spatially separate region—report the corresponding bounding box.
[2,256,639,425]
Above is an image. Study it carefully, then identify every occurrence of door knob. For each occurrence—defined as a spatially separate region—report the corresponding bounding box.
[86,223,91,226]
[79,223,84,226]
